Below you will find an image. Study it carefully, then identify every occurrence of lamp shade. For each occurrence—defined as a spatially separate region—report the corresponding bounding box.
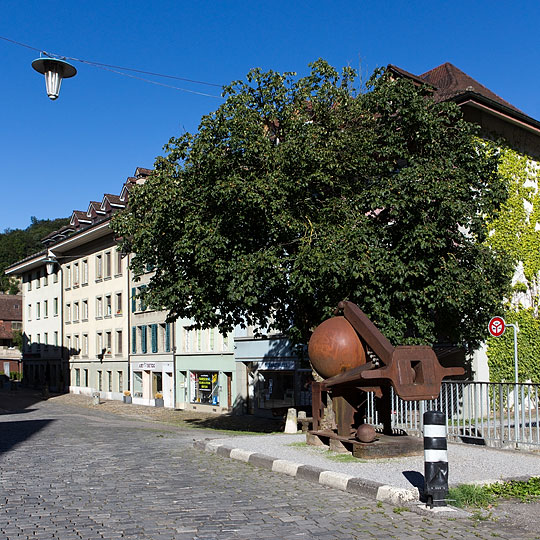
[32,57,77,100]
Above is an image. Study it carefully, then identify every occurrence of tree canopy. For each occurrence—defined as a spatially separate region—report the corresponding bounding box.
[113,60,512,349]
[0,217,69,293]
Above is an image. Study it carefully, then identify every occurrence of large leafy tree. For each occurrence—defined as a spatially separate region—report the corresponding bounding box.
[113,60,512,349]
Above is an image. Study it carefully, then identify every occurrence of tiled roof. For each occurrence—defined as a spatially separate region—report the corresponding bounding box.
[419,62,523,114]
[0,321,15,340]
[0,295,22,322]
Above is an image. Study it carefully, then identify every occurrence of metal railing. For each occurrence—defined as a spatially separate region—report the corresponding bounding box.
[366,381,540,449]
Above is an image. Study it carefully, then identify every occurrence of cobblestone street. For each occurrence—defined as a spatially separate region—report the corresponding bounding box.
[0,392,536,539]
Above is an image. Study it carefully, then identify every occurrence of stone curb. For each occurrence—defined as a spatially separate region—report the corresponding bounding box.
[193,439,421,506]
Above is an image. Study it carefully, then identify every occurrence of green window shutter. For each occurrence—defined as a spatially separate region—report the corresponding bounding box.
[140,285,147,311]
[131,326,137,354]
[151,324,158,353]
[165,324,171,352]
[141,325,147,354]
[131,287,136,312]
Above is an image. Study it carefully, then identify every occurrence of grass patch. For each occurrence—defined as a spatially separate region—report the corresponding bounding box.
[449,477,540,508]
[326,453,365,463]
[287,442,308,448]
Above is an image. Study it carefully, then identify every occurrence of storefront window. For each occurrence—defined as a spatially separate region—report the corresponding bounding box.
[190,372,219,405]
[133,370,143,397]
[257,371,295,409]
[152,372,163,397]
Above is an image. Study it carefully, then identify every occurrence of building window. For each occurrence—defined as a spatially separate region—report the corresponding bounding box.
[82,333,89,356]
[82,259,88,285]
[65,303,71,323]
[43,272,48,287]
[183,327,191,352]
[54,331,59,347]
[96,296,103,318]
[151,324,158,353]
[98,370,103,391]
[140,326,147,354]
[107,371,112,392]
[133,371,143,397]
[73,262,79,286]
[196,329,202,351]
[53,297,58,317]
[73,302,79,322]
[36,271,41,289]
[96,254,103,280]
[66,335,71,352]
[131,326,137,354]
[190,372,219,405]
[118,371,123,392]
[115,250,123,276]
[105,251,112,278]
[84,369,89,387]
[223,333,229,351]
[97,332,103,357]
[43,300,48,318]
[115,292,122,315]
[27,334,32,352]
[36,302,41,320]
[53,269,58,283]
[27,274,32,291]
[27,304,32,320]
[160,323,170,352]
[116,330,123,355]
[209,328,215,351]
[82,299,88,320]
[105,331,112,355]
[44,332,48,349]
[105,295,112,317]
[65,265,71,289]
[75,368,80,386]
[74,334,80,356]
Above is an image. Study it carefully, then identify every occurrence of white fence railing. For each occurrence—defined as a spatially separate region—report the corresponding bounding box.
[366,381,540,449]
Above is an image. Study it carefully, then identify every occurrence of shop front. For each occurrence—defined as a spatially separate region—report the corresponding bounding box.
[131,360,174,407]
[234,334,312,416]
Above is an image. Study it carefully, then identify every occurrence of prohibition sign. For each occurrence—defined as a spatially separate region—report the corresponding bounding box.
[488,316,506,337]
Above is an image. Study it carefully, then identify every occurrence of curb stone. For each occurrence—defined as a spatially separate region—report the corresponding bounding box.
[193,439,424,506]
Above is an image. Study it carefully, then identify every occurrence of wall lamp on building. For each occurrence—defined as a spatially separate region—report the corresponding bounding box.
[43,256,58,275]
[32,55,77,101]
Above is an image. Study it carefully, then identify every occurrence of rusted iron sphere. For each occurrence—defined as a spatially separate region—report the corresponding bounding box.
[308,316,366,379]
[356,423,377,443]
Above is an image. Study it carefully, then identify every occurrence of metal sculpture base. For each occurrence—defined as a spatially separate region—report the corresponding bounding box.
[306,430,423,459]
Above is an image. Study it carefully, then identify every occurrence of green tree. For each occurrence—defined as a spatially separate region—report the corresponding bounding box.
[0,217,69,293]
[113,60,512,348]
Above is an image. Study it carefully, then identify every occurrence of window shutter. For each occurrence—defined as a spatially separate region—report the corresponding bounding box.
[151,324,158,353]
[165,324,171,352]
[131,326,137,354]
[140,285,147,311]
[141,325,147,354]
[131,287,136,312]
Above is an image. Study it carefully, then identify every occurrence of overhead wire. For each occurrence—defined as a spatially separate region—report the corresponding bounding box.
[0,34,224,98]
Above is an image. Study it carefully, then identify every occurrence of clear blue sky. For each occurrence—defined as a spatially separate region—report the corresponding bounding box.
[2,0,539,232]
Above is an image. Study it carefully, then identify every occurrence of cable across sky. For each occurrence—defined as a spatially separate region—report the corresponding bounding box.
[0,34,224,98]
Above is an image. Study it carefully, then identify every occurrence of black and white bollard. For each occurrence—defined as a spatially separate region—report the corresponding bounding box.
[423,410,448,508]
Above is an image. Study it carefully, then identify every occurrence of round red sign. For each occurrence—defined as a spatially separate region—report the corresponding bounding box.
[488,316,506,337]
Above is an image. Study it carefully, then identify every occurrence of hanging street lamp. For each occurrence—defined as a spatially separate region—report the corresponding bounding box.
[31,56,77,100]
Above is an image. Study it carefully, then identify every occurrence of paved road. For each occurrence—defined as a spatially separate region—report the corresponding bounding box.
[0,393,535,539]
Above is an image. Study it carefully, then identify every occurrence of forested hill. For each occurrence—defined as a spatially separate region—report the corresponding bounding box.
[0,217,69,293]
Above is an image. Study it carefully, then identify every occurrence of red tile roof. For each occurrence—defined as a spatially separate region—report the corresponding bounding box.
[419,62,522,114]
[0,295,22,322]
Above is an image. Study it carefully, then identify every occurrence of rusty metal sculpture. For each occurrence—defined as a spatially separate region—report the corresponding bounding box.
[307,301,464,457]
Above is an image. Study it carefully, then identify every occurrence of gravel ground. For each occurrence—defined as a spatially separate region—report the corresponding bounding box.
[209,433,540,490]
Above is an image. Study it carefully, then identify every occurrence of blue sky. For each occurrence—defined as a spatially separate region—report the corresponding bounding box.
[2,0,540,232]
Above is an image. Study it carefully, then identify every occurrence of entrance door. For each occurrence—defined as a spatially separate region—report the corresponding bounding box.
[226,372,232,409]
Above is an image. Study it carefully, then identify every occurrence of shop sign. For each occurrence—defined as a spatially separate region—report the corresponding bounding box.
[137,362,156,370]
[257,360,296,371]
